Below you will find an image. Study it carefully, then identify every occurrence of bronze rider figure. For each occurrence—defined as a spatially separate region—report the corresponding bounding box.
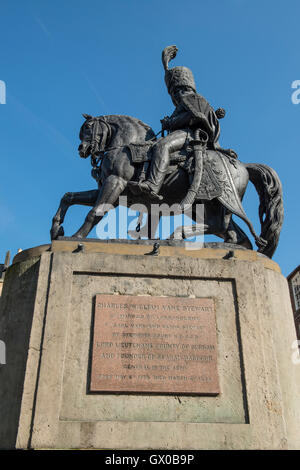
[131,45,237,201]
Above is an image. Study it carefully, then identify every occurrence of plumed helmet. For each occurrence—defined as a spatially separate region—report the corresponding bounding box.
[162,45,196,94]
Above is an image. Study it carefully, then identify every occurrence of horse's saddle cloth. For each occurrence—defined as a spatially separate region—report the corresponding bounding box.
[194,150,234,201]
[127,143,235,202]
[127,142,186,164]
[127,143,152,163]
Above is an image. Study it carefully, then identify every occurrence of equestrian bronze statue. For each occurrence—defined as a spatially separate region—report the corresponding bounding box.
[50,46,284,258]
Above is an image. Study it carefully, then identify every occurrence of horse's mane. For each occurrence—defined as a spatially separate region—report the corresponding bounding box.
[103,115,156,141]
[80,114,156,143]
[103,114,153,131]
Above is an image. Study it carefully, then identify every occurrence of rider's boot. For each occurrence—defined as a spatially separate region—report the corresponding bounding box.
[129,180,163,201]
[130,144,171,201]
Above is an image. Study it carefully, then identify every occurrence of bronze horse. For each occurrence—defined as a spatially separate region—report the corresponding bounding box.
[50,114,283,258]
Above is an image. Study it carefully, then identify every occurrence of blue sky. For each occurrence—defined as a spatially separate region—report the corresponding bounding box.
[0,0,299,276]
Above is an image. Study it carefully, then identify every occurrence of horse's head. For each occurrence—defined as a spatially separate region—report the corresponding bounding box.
[78,114,111,159]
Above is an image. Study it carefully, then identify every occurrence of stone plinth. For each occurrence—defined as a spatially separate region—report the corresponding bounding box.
[0,240,299,449]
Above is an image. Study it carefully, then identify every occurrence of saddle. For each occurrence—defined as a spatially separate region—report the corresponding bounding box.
[127,142,232,202]
[127,142,186,165]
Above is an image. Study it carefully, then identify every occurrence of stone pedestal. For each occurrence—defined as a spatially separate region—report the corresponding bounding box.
[0,240,299,450]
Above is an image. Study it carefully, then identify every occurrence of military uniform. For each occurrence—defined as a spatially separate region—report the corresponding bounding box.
[134,46,236,200]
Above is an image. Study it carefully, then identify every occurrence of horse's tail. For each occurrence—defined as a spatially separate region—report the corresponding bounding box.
[246,163,284,258]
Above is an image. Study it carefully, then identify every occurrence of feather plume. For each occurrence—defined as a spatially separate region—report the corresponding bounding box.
[162,45,178,71]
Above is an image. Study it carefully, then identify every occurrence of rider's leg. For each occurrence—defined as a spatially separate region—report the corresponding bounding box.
[140,130,188,195]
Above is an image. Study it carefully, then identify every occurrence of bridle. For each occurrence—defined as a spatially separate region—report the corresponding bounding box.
[85,116,162,170]
[89,116,112,168]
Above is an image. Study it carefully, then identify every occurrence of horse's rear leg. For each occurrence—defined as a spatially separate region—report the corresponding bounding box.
[222,218,253,249]
[169,202,213,240]
[195,203,253,249]
[51,190,99,240]
[170,202,230,240]
[72,175,128,238]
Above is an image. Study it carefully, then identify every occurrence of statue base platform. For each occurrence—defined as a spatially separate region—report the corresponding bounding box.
[0,239,299,449]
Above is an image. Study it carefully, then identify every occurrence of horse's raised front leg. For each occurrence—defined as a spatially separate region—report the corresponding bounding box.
[72,175,128,239]
[50,190,99,240]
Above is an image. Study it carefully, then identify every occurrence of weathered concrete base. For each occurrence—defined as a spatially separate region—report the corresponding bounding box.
[0,240,299,449]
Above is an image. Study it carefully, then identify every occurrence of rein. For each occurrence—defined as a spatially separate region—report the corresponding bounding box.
[89,118,162,169]
[90,116,112,165]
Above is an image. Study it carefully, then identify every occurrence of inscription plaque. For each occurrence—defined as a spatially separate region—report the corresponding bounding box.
[90,294,219,394]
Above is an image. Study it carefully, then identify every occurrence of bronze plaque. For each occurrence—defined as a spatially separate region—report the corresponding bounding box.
[90,294,219,394]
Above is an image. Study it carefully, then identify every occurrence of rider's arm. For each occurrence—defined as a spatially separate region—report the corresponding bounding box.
[167,108,194,130]
[189,112,214,138]
[169,100,214,136]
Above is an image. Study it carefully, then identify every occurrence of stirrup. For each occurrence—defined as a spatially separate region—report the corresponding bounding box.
[140,182,163,201]
[129,181,163,201]
[147,190,163,201]
[128,181,143,196]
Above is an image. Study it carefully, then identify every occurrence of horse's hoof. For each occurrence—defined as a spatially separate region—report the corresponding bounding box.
[50,225,60,240]
[256,237,267,250]
[58,226,64,237]
[169,229,184,240]
[237,237,253,250]
[50,225,64,241]
[71,233,83,239]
